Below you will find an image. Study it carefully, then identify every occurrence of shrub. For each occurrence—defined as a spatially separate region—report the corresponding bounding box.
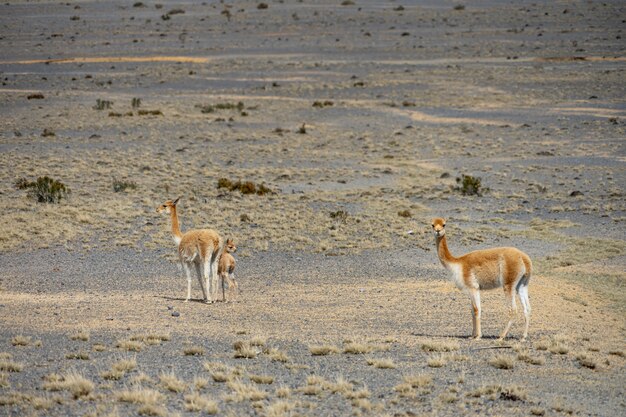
[93,99,113,110]
[457,174,484,196]
[15,176,69,203]
[113,178,137,193]
[217,178,273,195]
[131,97,142,108]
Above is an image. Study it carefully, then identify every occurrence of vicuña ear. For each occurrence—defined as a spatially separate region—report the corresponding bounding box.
[173,196,181,205]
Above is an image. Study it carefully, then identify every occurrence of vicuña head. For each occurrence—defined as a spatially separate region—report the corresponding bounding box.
[224,238,237,254]
[156,197,180,215]
[431,217,533,341]
[157,196,224,304]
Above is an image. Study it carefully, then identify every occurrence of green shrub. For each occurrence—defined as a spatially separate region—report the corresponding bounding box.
[15,176,70,203]
[113,178,137,193]
[457,174,484,196]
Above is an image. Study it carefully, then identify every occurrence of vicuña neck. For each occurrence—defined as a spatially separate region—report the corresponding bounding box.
[436,235,457,267]
[170,206,183,243]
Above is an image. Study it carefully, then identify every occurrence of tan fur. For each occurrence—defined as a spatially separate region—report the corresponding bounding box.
[431,218,533,341]
[157,198,224,303]
[218,238,238,302]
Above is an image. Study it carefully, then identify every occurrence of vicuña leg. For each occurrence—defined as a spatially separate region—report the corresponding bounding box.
[228,274,238,301]
[499,286,517,341]
[203,258,213,303]
[468,289,482,339]
[518,284,531,340]
[182,261,193,302]
[210,255,220,301]
[194,262,208,301]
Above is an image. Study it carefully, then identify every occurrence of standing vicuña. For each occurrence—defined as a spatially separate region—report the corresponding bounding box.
[431,218,532,340]
[219,238,239,302]
[157,197,224,303]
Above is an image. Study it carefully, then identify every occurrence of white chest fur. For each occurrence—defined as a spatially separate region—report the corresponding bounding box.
[446,262,465,289]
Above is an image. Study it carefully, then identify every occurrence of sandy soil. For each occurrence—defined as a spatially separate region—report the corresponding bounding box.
[0,1,624,416]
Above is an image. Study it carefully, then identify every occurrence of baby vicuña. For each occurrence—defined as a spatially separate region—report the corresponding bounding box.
[157,197,224,303]
[218,238,239,302]
[431,218,532,340]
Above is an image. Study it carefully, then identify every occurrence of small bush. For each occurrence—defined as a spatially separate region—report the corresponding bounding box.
[137,109,163,116]
[398,209,412,218]
[94,99,113,110]
[113,178,137,192]
[330,210,349,223]
[457,174,484,196]
[131,97,142,108]
[257,3,269,9]
[15,176,69,203]
[217,178,273,195]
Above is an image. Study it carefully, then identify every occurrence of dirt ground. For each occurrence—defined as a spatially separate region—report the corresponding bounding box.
[0,1,624,416]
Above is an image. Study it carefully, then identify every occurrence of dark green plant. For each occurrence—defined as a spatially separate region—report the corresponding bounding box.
[15,176,70,203]
[457,174,484,196]
[217,178,273,196]
[113,178,137,193]
[93,99,113,110]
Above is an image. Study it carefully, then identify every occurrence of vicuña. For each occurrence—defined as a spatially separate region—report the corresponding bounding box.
[431,218,532,341]
[219,238,239,302]
[157,197,224,303]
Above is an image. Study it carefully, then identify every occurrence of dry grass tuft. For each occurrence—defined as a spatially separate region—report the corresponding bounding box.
[250,374,275,384]
[421,340,460,352]
[11,335,31,346]
[576,353,597,369]
[265,347,290,362]
[403,374,432,388]
[92,344,107,352]
[159,372,186,393]
[116,339,143,352]
[309,344,340,356]
[65,351,90,360]
[31,396,55,410]
[183,345,205,356]
[0,359,23,373]
[265,400,295,417]
[227,379,268,402]
[184,392,218,413]
[70,331,90,342]
[0,373,9,388]
[517,351,545,365]
[427,353,448,368]
[328,376,354,394]
[117,388,164,405]
[233,341,259,359]
[489,354,515,369]
[343,342,374,354]
[469,384,527,401]
[366,358,396,369]
[193,376,209,390]
[211,371,229,383]
[45,371,95,399]
[130,334,170,345]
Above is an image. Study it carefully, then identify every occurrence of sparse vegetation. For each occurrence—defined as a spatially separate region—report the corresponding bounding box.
[184,392,218,413]
[421,340,459,352]
[489,354,516,369]
[159,372,186,393]
[0,360,23,373]
[309,344,340,356]
[113,178,137,193]
[11,335,31,346]
[183,345,205,356]
[93,99,113,110]
[456,174,485,196]
[218,178,273,195]
[15,176,69,203]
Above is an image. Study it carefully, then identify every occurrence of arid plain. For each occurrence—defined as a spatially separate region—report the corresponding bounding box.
[0,1,624,416]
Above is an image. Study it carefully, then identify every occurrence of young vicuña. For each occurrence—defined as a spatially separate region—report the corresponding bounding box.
[431,218,532,340]
[157,197,224,303]
[218,238,239,302]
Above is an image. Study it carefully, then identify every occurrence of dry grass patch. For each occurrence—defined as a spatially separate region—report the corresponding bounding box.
[159,372,186,393]
[298,384,323,396]
[11,335,31,346]
[276,386,291,398]
[92,344,107,352]
[227,379,268,402]
[65,351,90,360]
[184,392,218,413]
[403,373,432,388]
[421,340,460,352]
[193,376,209,390]
[117,388,164,405]
[266,347,290,362]
[309,344,340,356]
[31,395,55,410]
[343,342,374,354]
[43,372,94,399]
[366,358,396,369]
[211,371,229,383]
[70,331,90,342]
[183,345,205,356]
[0,359,23,372]
[489,354,515,369]
[328,376,354,394]
[427,353,448,368]
[0,373,9,388]
[130,334,170,345]
[265,400,295,417]
[130,372,153,385]
[576,353,597,369]
[469,384,527,401]
[233,341,259,359]
[517,351,545,365]
[116,339,143,352]
[250,374,274,384]
[102,357,137,380]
